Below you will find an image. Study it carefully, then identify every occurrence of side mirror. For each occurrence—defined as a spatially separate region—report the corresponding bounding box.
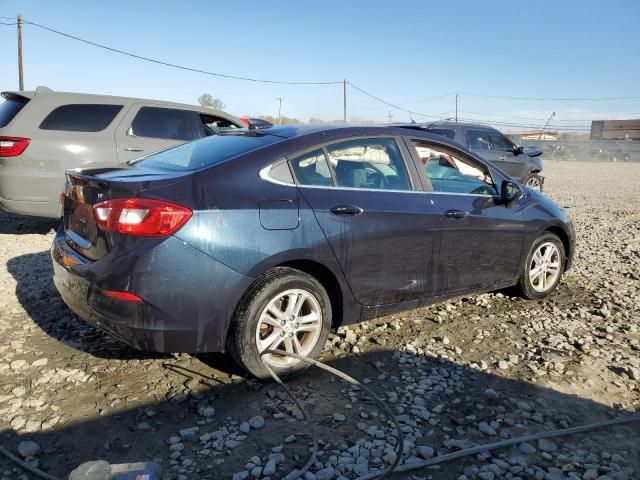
[512,145,524,156]
[501,179,523,203]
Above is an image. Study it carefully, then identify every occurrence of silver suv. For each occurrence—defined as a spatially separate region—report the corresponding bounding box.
[0,86,244,218]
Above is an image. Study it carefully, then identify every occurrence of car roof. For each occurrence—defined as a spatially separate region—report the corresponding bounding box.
[258,124,480,157]
[392,121,501,131]
[1,86,241,122]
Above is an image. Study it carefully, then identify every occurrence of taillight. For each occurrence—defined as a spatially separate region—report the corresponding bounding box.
[93,198,192,236]
[0,137,30,157]
[101,289,144,303]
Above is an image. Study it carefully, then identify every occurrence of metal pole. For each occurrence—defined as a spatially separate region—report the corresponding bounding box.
[17,15,24,90]
[455,93,458,122]
[276,97,283,124]
[343,79,347,123]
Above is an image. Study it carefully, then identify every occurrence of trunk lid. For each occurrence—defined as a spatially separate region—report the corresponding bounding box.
[62,167,189,260]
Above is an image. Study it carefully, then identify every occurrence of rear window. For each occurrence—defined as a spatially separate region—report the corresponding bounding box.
[131,107,199,141]
[426,128,456,140]
[40,104,123,132]
[0,98,28,128]
[131,133,281,171]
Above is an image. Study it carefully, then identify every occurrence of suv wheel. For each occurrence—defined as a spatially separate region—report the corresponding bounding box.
[227,267,331,379]
[515,233,565,300]
[524,173,543,191]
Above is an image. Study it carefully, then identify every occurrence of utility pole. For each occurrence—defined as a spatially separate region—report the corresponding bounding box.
[343,80,347,123]
[387,111,393,124]
[455,93,458,122]
[275,97,284,124]
[17,15,24,90]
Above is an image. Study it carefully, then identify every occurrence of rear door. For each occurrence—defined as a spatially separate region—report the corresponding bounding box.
[406,137,524,295]
[115,105,201,163]
[290,137,442,306]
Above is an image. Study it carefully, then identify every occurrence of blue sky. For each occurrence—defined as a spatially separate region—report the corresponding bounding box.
[1,0,638,130]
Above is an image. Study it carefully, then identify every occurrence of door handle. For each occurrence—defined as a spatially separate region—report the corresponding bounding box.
[499,156,506,160]
[330,205,363,216]
[124,147,144,152]
[444,209,467,219]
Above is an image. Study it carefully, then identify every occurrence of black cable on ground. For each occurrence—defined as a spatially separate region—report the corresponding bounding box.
[0,445,61,480]
[261,350,640,480]
[260,349,404,480]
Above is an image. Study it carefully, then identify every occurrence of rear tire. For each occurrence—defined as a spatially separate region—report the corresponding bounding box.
[514,233,565,300]
[227,267,331,379]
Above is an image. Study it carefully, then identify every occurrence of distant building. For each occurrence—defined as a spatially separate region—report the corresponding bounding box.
[590,119,640,141]
[508,130,559,141]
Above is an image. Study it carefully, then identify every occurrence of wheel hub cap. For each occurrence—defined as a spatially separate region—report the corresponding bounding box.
[256,288,323,368]
[529,242,561,293]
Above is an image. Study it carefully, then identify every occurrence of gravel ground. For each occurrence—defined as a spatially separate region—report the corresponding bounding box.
[0,161,639,480]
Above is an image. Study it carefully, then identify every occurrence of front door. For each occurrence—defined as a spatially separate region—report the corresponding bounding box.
[289,137,441,306]
[486,130,529,180]
[407,138,524,295]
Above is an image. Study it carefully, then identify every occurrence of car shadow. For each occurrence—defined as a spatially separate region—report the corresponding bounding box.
[0,211,59,235]
[0,348,638,479]
[6,250,170,361]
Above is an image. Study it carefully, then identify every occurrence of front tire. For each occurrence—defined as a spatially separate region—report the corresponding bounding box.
[515,233,565,300]
[227,267,331,379]
[524,173,543,192]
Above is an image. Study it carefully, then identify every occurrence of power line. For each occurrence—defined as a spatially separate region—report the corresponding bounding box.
[10,18,342,85]
[347,82,451,119]
[352,92,456,110]
[459,91,640,101]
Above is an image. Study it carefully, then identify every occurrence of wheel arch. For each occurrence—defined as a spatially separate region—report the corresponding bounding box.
[276,259,344,329]
[544,225,571,269]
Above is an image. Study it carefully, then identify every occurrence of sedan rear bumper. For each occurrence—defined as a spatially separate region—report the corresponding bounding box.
[51,229,254,353]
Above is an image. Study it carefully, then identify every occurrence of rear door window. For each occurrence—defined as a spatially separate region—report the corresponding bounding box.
[130,107,199,141]
[426,128,456,140]
[290,149,335,187]
[0,98,28,128]
[39,104,123,132]
[327,138,411,191]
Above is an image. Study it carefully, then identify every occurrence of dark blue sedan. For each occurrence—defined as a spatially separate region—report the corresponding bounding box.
[52,125,575,378]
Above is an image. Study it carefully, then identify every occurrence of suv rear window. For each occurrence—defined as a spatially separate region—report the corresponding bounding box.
[131,107,199,141]
[40,104,123,132]
[0,98,28,128]
[131,133,281,171]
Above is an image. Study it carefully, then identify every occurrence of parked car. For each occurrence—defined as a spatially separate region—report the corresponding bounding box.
[239,117,274,129]
[52,125,574,378]
[0,86,244,218]
[395,121,545,191]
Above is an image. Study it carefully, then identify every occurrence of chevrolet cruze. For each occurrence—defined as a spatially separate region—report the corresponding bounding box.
[52,125,575,378]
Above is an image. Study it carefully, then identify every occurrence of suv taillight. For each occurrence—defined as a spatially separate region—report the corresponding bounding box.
[0,137,30,157]
[93,198,192,236]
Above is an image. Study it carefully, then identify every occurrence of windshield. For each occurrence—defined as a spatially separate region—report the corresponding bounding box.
[130,132,280,171]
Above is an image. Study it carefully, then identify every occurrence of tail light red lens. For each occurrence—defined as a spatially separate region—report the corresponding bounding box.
[93,198,192,236]
[101,289,144,303]
[0,137,30,157]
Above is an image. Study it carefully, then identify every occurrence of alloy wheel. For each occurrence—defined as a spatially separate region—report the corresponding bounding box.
[529,242,561,293]
[256,288,323,367]
[526,176,542,191]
